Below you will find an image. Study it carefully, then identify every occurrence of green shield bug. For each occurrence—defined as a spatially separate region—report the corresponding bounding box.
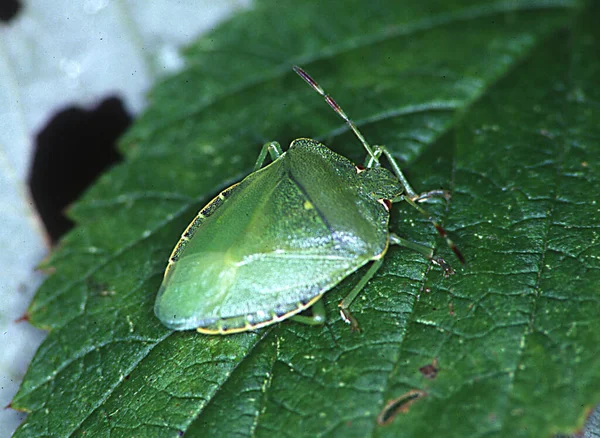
[155,66,464,334]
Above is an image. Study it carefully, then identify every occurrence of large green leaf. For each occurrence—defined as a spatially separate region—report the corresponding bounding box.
[12,0,599,436]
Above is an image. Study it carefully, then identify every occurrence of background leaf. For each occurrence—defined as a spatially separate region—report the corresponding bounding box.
[12,0,600,436]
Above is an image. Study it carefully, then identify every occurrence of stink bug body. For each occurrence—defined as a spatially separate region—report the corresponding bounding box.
[155,66,463,334]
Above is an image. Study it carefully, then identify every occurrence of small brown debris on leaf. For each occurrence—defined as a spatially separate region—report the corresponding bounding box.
[419,358,439,379]
[377,390,427,426]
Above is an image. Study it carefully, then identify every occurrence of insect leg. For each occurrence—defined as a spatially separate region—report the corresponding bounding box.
[392,194,465,265]
[376,145,465,264]
[290,299,326,326]
[363,145,383,168]
[365,146,444,201]
[253,141,283,171]
[413,189,452,203]
[339,258,385,331]
[370,145,418,197]
[389,233,454,277]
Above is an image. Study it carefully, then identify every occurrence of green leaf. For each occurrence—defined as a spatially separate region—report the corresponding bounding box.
[12,0,600,436]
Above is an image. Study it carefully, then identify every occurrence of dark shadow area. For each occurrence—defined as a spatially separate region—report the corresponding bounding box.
[29,97,132,243]
[0,0,21,22]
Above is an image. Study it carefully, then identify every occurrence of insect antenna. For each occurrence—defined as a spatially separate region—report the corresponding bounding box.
[293,66,379,163]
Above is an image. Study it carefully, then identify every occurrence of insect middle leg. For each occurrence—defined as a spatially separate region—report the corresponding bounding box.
[338,232,454,332]
[290,299,326,326]
[388,233,454,276]
[254,141,283,170]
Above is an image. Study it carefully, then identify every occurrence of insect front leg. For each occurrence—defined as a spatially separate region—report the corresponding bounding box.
[366,145,418,198]
[372,145,452,204]
[376,145,465,264]
[253,141,283,170]
[363,145,383,168]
